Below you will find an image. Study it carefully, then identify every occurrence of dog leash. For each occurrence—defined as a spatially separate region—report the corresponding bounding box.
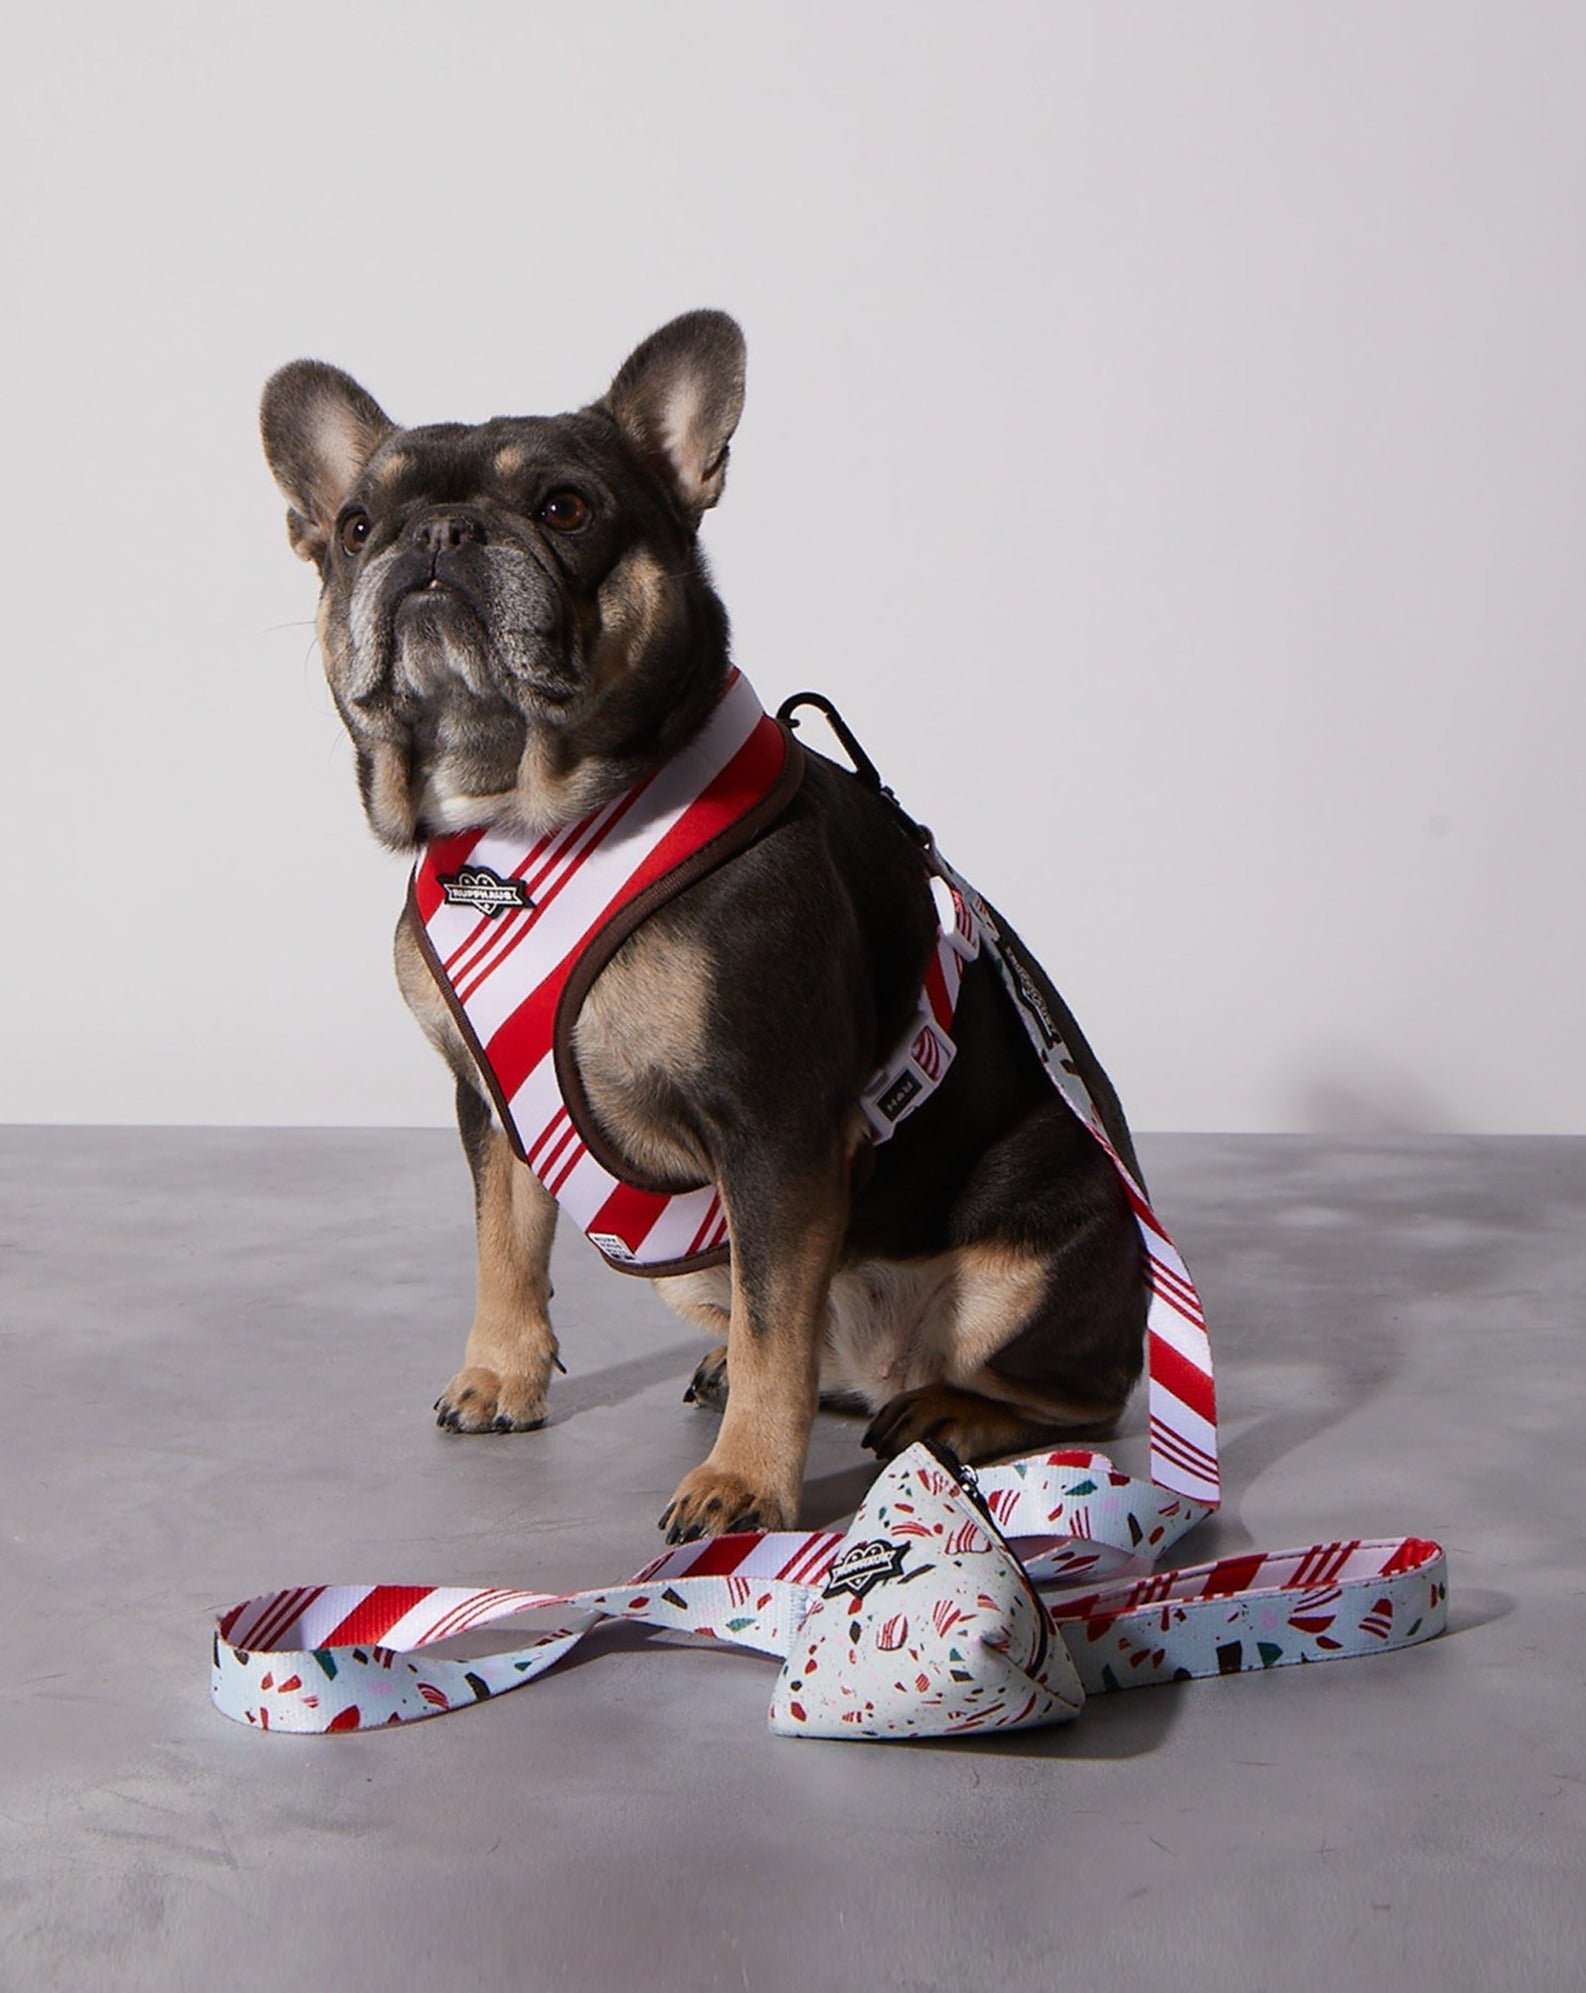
[778,691,1219,1508]
[210,693,1447,1741]
[211,1445,1446,1739]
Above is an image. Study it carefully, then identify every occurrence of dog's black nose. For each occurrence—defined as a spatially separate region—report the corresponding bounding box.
[409,509,488,554]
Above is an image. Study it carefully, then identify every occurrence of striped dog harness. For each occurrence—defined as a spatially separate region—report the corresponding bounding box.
[408,671,992,1277]
[411,669,797,1276]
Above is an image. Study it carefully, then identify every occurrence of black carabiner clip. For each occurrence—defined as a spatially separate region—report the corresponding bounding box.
[776,689,935,851]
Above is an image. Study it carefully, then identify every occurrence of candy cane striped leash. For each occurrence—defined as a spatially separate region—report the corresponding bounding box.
[211,1447,1446,1736]
[774,692,1220,1511]
[923,851,1219,1509]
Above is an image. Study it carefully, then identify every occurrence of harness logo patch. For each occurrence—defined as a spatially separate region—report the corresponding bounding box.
[823,1539,908,1601]
[437,866,534,918]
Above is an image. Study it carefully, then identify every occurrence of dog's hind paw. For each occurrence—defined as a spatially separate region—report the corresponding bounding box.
[682,1344,730,1412]
[862,1384,1075,1464]
[434,1366,548,1434]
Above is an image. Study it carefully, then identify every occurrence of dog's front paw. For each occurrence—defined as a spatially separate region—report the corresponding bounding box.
[434,1366,548,1434]
[658,1465,791,1543]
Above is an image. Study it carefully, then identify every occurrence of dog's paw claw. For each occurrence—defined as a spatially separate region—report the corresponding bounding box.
[864,1384,1107,1464]
[862,1403,933,1460]
[684,1345,730,1414]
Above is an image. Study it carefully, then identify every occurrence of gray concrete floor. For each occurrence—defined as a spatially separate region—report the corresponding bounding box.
[1,1128,1582,1992]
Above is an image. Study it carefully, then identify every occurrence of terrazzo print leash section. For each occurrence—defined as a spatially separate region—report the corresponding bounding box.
[212,1446,1447,1739]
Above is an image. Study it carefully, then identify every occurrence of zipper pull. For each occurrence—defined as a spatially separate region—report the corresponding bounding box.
[920,1439,992,1522]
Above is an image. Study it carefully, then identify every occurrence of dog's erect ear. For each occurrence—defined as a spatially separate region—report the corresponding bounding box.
[601,311,746,524]
[260,361,396,563]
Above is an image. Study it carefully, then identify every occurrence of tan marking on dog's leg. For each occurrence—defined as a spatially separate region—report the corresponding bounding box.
[940,1239,1132,1426]
[393,910,559,1433]
[436,1126,561,1434]
[937,1241,1050,1381]
[659,1176,846,1539]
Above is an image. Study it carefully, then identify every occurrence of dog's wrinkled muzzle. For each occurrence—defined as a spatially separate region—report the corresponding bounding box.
[768,1445,1084,1739]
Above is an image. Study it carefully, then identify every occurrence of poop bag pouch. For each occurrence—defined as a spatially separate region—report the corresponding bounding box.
[769,1443,1084,1738]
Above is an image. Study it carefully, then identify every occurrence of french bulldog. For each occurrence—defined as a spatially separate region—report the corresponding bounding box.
[260,310,1148,1541]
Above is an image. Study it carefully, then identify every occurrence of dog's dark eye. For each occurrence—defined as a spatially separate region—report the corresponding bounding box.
[339,510,371,556]
[536,489,591,534]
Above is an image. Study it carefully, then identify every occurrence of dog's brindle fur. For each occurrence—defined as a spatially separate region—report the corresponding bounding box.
[263,311,1148,1541]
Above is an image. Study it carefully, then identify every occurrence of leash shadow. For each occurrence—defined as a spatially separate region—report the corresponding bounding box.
[895,1684,1182,1762]
[1138,1134,1539,1525]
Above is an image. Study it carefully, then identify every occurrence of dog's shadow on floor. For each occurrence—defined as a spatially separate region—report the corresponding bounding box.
[547,1339,703,1421]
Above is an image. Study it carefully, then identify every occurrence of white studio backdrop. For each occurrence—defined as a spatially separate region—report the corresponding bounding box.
[3,2,1581,1135]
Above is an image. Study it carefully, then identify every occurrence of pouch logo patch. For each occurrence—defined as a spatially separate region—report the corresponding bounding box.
[823,1539,907,1601]
[438,866,534,918]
